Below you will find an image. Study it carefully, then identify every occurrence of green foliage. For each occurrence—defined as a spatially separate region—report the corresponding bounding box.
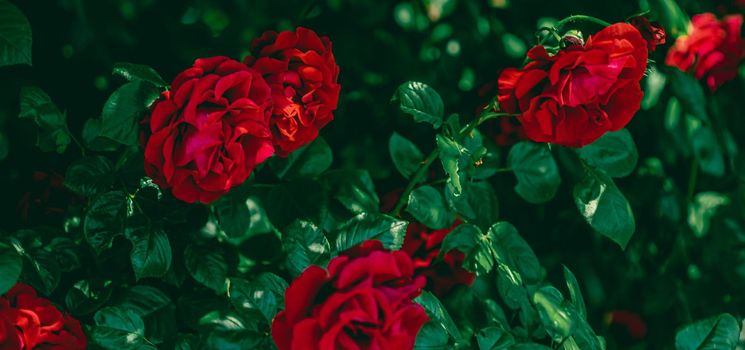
[333,213,408,251]
[508,142,561,204]
[0,241,22,295]
[675,314,741,350]
[393,81,445,128]
[0,0,32,66]
[573,168,636,248]
[576,129,638,178]
[390,132,425,178]
[406,185,455,229]
[270,137,333,179]
[18,86,71,153]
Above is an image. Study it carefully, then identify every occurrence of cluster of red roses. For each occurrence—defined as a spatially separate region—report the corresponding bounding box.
[493,13,743,148]
[143,27,341,203]
[0,284,86,350]
[273,222,474,350]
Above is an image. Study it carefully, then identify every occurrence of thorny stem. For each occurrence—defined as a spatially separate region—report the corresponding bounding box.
[390,111,517,216]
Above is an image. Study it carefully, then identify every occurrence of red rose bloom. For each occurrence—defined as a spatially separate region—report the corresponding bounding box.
[272,240,429,350]
[498,23,648,147]
[665,13,745,91]
[245,27,341,157]
[0,283,86,349]
[143,56,274,203]
[630,16,666,52]
[401,222,476,297]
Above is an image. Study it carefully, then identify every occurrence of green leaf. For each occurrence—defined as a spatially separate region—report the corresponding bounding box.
[65,279,114,316]
[18,86,71,153]
[508,142,560,204]
[687,192,730,238]
[101,80,161,146]
[84,191,128,254]
[563,266,587,320]
[476,327,514,350]
[229,273,288,322]
[334,213,408,252]
[389,132,425,178]
[406,185,455,229]
[573,169,635,248]
[691,125,725,177]
[118,285,172,317]
[81,118,120,152]
[414,322,450,350]
[127,227,172,281]
[0,0,32,66]
[440,223,493,275]
[393,81,445,128]
[641,66,667,110]
[446,181,499,230]
[576,129,638,178]
[671,69,708,121]
[283,220,330,276]
[213,193,271,244]
[93,306,155,349]
[533,286,575,341]
[416,291,464,343]
[323,169,380,214]
[113,62,168,87]
[511,344,553,350]
[488,222,542,284]
[184,244,228,294]
[0,241,22,295]
[270,137,332,179]
[437,134,469,196]
[64,155,115,196]
[20,248,60,295]
[675,314,741,350]
[651,0,690,37]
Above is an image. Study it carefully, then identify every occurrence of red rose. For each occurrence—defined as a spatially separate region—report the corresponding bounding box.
[498,23,648,147]
[272,240,429,350]
[0,283,86,349]
[629,16,666,52]
[401,222,476,297]
[244,27,341,157]
[604,310,647,340]
[665,13,745,91]
[143,56,274,203]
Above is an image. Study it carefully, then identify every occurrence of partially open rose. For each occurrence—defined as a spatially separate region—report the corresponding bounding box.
[498,23,648,147]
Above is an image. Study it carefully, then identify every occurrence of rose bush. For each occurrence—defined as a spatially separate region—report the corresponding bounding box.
[498,23,648,147]
[2,1,745,349]
[272,240,428,350]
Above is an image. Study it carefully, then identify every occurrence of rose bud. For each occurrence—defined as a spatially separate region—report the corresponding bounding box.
[630,16,666,51]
